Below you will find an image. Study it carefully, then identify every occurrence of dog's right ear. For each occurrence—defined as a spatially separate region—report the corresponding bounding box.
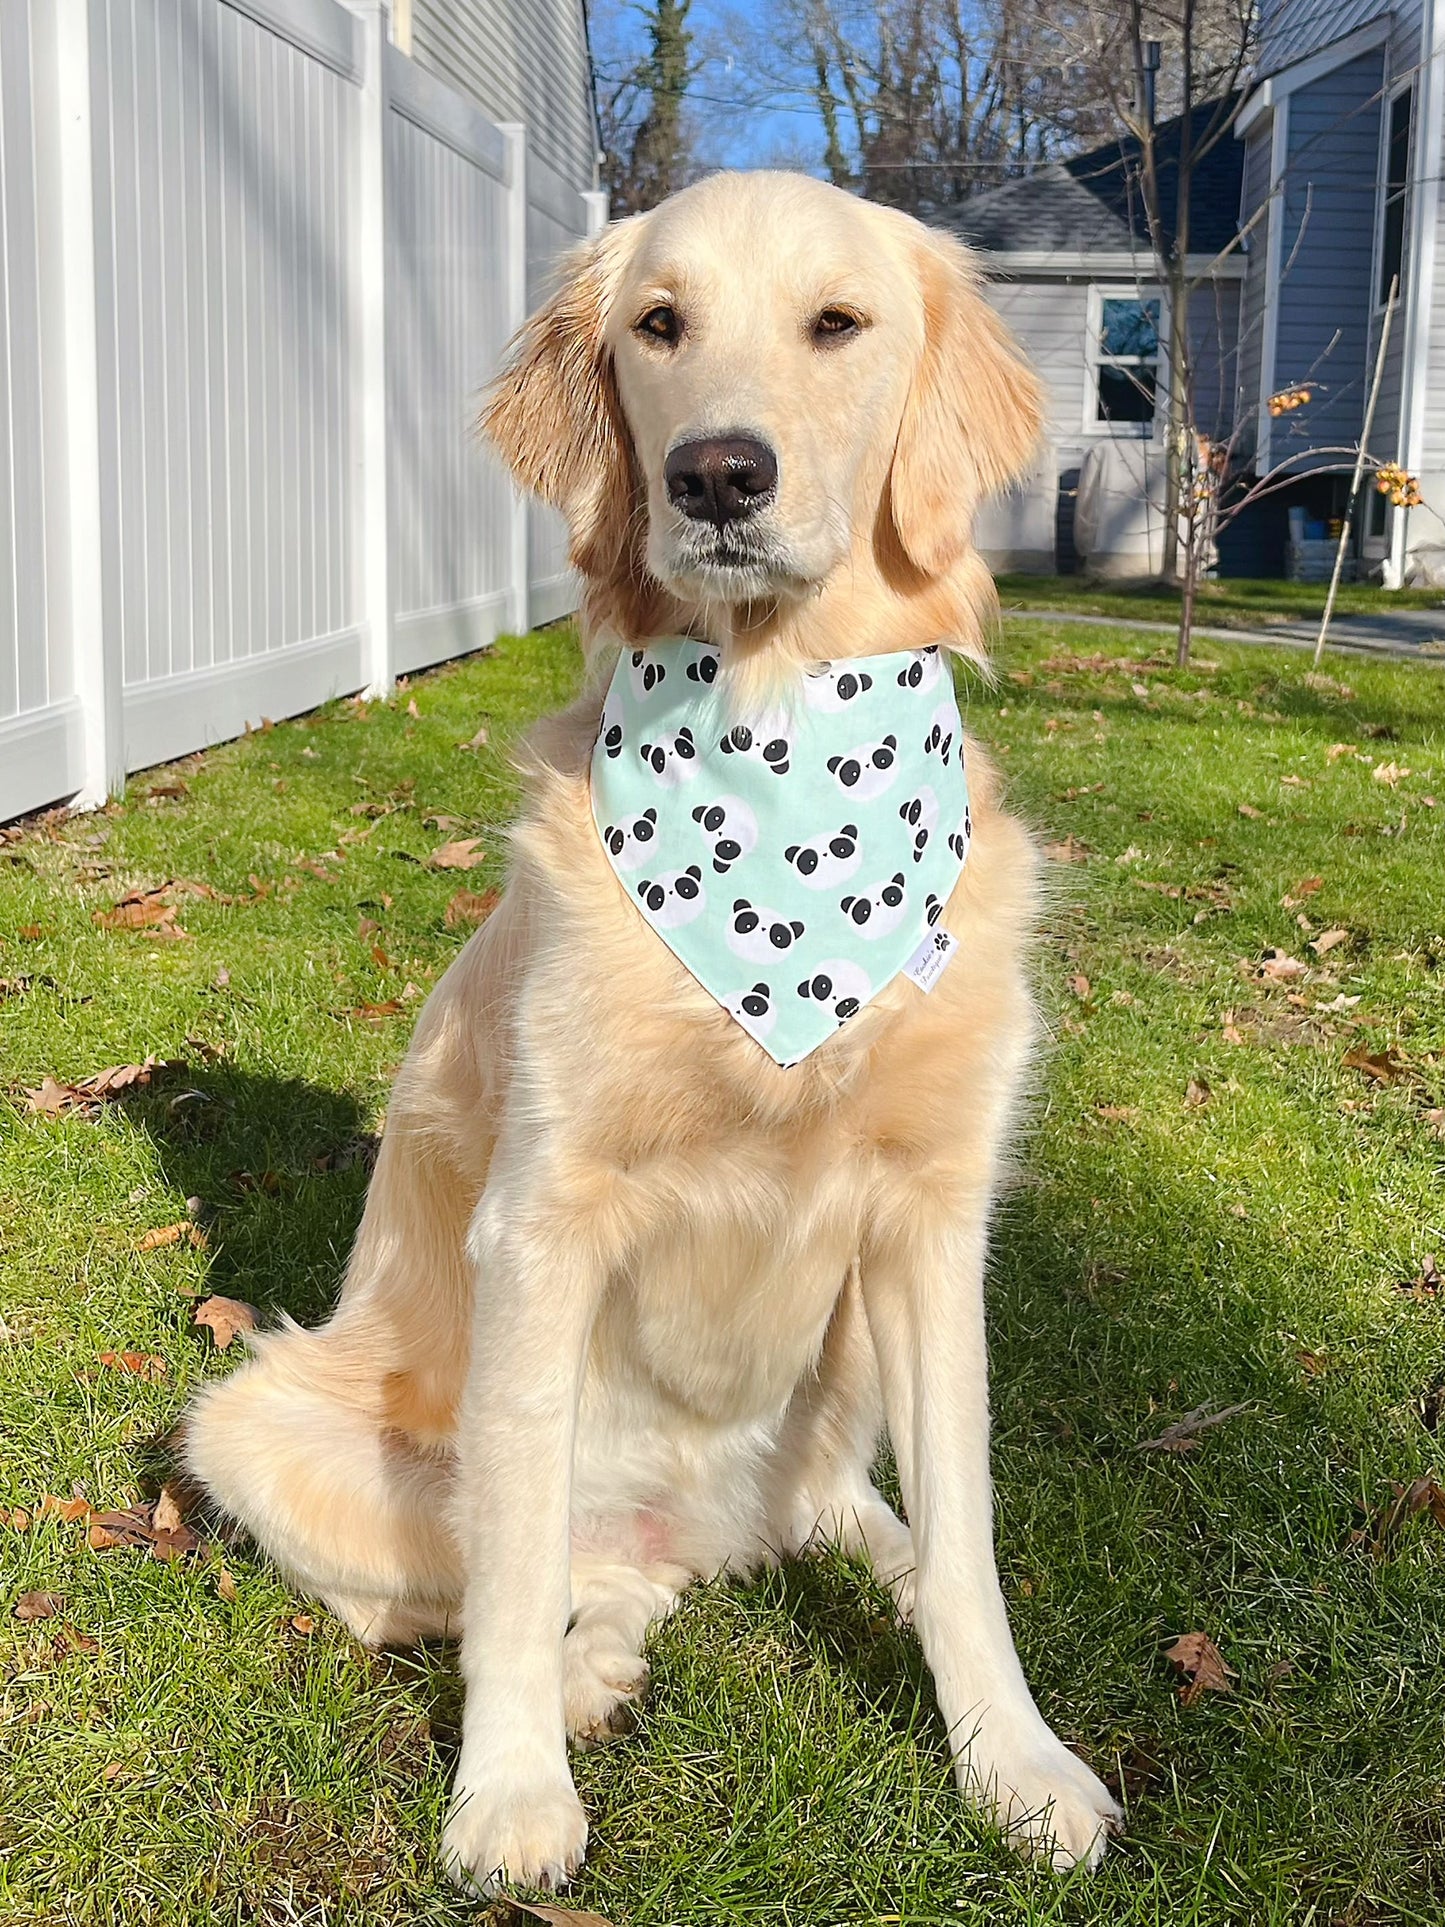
[480,220,640,584]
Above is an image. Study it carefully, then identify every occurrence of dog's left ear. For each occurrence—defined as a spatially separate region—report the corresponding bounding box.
[887,230,1043,577]
[480,219,642,585]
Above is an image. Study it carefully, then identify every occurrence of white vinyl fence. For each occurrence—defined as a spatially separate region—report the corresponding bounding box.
[0,0,604,823]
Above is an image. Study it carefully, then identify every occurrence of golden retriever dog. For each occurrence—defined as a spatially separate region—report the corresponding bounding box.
[184,170,1122,1891]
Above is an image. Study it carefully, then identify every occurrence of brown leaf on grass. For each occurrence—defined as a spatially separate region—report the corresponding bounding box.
[444,888,501,929]
[1093,1104,1138,1124]
[23,1055,183,1118]
[1343,1043,1406,1084]
[1185,1076,1212,1108]
[1399,1255,1442,1301]
[1325,742,1357,762]
[1254,950,1308,983]
[290,1614,316,1636]
[1165,1632,1237,1704]
[1282,876,1322,907]
[216,1567,238,1603]
[193,1296,258,1350]
[1309,928,1350,956]
[87,1500,205,1563]
[341,1000,404,1024]
[14,1591,64,1621]
[6,1508,31,1531]
[1237,802,1264,820]
[1067,972,1091,1001]
[136,1223,206,1253]
[1352,1477,1445,1558]
[1372,761,1410,787]
[1427,1109,1445,1140]
[151,1485,186,1535]
[144,780,190,803]
[459,724,490,750]
[1140,1401,1251,1453]
[93,888,189,939]
[427,837,485,871]
[504,1906,619,1927]
[1043,835,1090,863]
[17,923,45,939]
[98,1350,168,1382]
[40,1494,91,1524]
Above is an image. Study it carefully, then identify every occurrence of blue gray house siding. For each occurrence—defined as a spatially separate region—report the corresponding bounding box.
[1270,49,1384,467]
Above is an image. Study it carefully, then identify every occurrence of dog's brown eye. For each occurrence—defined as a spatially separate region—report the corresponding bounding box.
[636,305,681,344]
[813,308,861,345]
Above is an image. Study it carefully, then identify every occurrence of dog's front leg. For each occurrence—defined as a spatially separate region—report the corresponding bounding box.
[861,1184,1121,1872]
[440,1161,610,1895]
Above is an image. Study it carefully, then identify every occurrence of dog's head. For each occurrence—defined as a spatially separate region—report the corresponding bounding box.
[482,172,1040,643]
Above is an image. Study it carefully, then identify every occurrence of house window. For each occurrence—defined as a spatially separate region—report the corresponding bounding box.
[1093,294,1160,426]
[1378,84,1413,307]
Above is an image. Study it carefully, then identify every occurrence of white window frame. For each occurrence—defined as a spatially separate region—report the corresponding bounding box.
[1083,282,1165,438]
[1373,77,1414,316]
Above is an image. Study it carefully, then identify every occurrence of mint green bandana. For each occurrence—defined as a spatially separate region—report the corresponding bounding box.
[591,638,970,1067]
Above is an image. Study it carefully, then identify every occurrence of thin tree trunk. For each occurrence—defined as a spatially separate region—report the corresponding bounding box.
[1314,282,1397,665]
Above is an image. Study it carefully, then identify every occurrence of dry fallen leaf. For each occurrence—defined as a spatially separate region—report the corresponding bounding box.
[1067,972,1092,1001]
[444,888,501,929]
[137,1223,207,1253]
[1282,876,1322,907]
[216,1567,238,1603]
[427,837,486,871]
[1372,761,1410,787]
[14,1591,64,1622]
[1093,1104,1138,1124]
[23,1056,183,1118]
[1427,1109,1445,1140]
[1343,1043,1406,1084]
[40,1493,91,1524]
[1043,835,1090,863]
[98,1349,168,1382]
[290,1614,316,1636]
[1165,1631,1237,1704]
[1140,1400,1250,1453]
[343,1000,404,1024]
[1255,950,1308,983]
[1400,1255,1442,1300]
[193,1295,258,1350]
[504,1906,619,1927]
[1309,928,1350,956]
[1184,1076,1212,1108]
[1237,802,1264,820]
[1352,1476,1445,1558]
[459,724,490,750]
[87,1501,205,1562]
[151,1485,186,1535]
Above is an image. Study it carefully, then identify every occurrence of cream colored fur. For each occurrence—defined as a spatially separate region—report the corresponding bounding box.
[184,171,1121,1892]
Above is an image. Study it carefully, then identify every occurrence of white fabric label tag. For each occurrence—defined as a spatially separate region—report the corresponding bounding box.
[901,926,957,993]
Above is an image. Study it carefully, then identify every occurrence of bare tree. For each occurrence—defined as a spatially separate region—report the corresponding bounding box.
[594,0,700,216]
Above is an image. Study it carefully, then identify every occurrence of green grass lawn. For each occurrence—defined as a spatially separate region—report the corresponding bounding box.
[2,621,1444,1927]
[995,573,1445,632]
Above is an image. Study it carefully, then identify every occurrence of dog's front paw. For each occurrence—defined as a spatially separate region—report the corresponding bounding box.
[563,1624,650,1746]
[961,1729,1122,1872]
[441,1764,588,1895]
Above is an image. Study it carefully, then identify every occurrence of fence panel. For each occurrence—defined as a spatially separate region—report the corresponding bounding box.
[0,1,84,822]
[385,52,516,676]
[0,0,599,824]
[91,0,362,773]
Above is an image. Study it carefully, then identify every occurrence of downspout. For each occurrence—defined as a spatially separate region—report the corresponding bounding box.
[1390,0,1444,585]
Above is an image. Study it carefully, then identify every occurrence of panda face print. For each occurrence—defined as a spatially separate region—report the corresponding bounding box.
[827,733,898,801]
[796,958,872,1024]
[686,645,720,685]
[896,647,944,693]
[946,802,972,862]
[925,892,945,927]
[718,718,791,776]
[727,898,805,961]
[602,806,658,871]
[722,981,776,1038]
[783,823,861,888]
[639,726,698,786]
[923,702,956,766]
[628,649,667,701]
[691,794,759,874]
[803,661,874,713]
[600,687,625,760]
[636,865,705,928]
[897,785,939,863]
[840,872,908,938]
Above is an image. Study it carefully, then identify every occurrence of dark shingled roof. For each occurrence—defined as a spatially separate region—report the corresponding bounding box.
[937,105,1244,261]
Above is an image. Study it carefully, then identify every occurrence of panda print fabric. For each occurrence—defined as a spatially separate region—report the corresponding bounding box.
[591,637,971,1067]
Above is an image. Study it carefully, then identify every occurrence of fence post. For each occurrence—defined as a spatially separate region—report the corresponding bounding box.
[351,2,393,696]
[55,0,121,808]
[499,123,529,637]
[582,189,610,238]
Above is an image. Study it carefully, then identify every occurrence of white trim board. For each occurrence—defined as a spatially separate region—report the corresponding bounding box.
[0,700,85,824]
[393,592,514,677]
[1236,14,1393,135]
[121,629,365,773]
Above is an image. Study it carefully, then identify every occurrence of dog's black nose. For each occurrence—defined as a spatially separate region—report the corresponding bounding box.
[665,436,778,526]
